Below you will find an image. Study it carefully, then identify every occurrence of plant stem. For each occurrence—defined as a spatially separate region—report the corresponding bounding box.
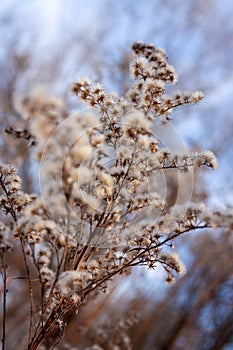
[0,254,7,350]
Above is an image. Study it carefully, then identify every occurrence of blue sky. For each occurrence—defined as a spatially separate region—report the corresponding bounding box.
[1,0,232,207]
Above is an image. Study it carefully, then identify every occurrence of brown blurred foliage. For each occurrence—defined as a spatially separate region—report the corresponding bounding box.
[0,1,233,349]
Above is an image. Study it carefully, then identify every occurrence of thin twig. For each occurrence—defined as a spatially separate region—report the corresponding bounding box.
[83,224,210,296]
[20,238,34,345]
[0,254,7,350]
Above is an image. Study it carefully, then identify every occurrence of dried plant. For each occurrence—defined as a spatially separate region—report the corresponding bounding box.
[0,42,232,350]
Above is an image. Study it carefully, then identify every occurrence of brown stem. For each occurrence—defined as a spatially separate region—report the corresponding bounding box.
[83,224,210,297]
[0,253,7,350]
[20,238,34,345]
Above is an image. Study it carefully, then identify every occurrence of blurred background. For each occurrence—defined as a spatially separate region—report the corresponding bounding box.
[0,0,233,349]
